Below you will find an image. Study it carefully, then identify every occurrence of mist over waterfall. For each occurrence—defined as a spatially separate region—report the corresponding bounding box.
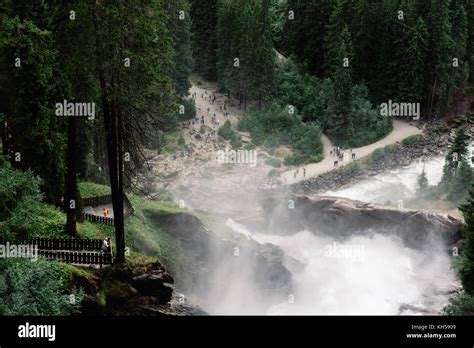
[324,157,445,204]
[214,157,459,315]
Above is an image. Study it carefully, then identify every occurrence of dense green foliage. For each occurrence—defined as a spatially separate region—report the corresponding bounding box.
[190,0,218,80]
[445,185,474,315]
[277,0,473,116]
[438,127,472,204]
[165,0,194,98]
[218,120,242,148]
[216,0,276,104]
[0,162,43,241]
[239,103,323,165]
[0,15,66,205]
[416,167,430,196]
[0,258,83,316]
[442,127,470,183]
[274,58,392,149]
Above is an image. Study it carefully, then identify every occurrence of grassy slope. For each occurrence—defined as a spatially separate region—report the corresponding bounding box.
[74,182,195,268]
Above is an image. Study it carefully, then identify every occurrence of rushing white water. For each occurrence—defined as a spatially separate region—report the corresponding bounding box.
[324,156,445,204]
[222,156,458,315]
[252,230,455,315]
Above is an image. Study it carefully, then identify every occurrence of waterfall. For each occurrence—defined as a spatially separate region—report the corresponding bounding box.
[220,156,459,315]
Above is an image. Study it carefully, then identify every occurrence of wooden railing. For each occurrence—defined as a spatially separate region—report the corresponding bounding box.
[0,237,113,267]
[81,193,134,226]
[83,213,114,225]
[29,237,104,251]
[39,250,113,266]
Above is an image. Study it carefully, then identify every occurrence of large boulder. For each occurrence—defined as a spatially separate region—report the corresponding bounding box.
[147,212,293,312]
[262,195,463,249]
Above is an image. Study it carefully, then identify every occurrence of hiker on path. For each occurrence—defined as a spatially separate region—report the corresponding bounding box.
[102,238,109,253]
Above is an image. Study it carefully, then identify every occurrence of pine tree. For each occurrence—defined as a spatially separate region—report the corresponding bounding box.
[280,0,333,76]
[442,126,470,184]
[0,15,66,205]
[216,0,239,93]
[91,0,175,262]
[164,0,194,98]
[397,17,429,103]
[216,0,275,108]
[416,166,429,196]
[459,184,474,294]
[190,0,218,80]
[326,25,354,142]
[448,160,472,203]
[351,0,381,86]
[465,0,474,83]
[426,0,454,117]
[248,0,276,105]
[324,0,352,76]
[450,5,469,115]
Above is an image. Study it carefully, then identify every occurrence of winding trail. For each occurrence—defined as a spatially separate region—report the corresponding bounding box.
[281,120,423,185]
[154,82,424,212]
[189,82,423,185]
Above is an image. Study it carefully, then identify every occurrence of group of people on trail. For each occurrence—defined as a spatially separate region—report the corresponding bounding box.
[331,147,356,167]
[102,237,112,255]
[199,90,217,104]
[293,167,306,179]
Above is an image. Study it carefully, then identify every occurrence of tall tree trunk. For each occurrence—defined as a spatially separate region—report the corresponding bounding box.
[65,116,78,237]
[0,117,8,156]
[94,9,125,263]
[428,76,437,119]
[115,107,125,262]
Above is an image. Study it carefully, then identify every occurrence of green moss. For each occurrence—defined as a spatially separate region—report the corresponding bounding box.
[98,289,107,307]
[78,182,111,198]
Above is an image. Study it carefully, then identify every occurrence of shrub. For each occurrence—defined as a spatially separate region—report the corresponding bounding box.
[177,135,186,147]
[0,162,43,241]
[344,162,362,174]
[219,120,242,149]
[383,144,398,153]
[218,120,235,140]
[371,148,386,162]
[0,258,83,315]
[265,157,282,168]
[244,142,256,150]
[229,136,242,149]
[402,134,422,146]
[267,169,281,177]
[283,153,307,166]
[444,292,474,315]
[239,103,323,165]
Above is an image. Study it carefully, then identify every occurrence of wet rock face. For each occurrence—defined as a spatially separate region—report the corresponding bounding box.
[148,212,292,308]
[262,195,463,249]
[75,258,206,316]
